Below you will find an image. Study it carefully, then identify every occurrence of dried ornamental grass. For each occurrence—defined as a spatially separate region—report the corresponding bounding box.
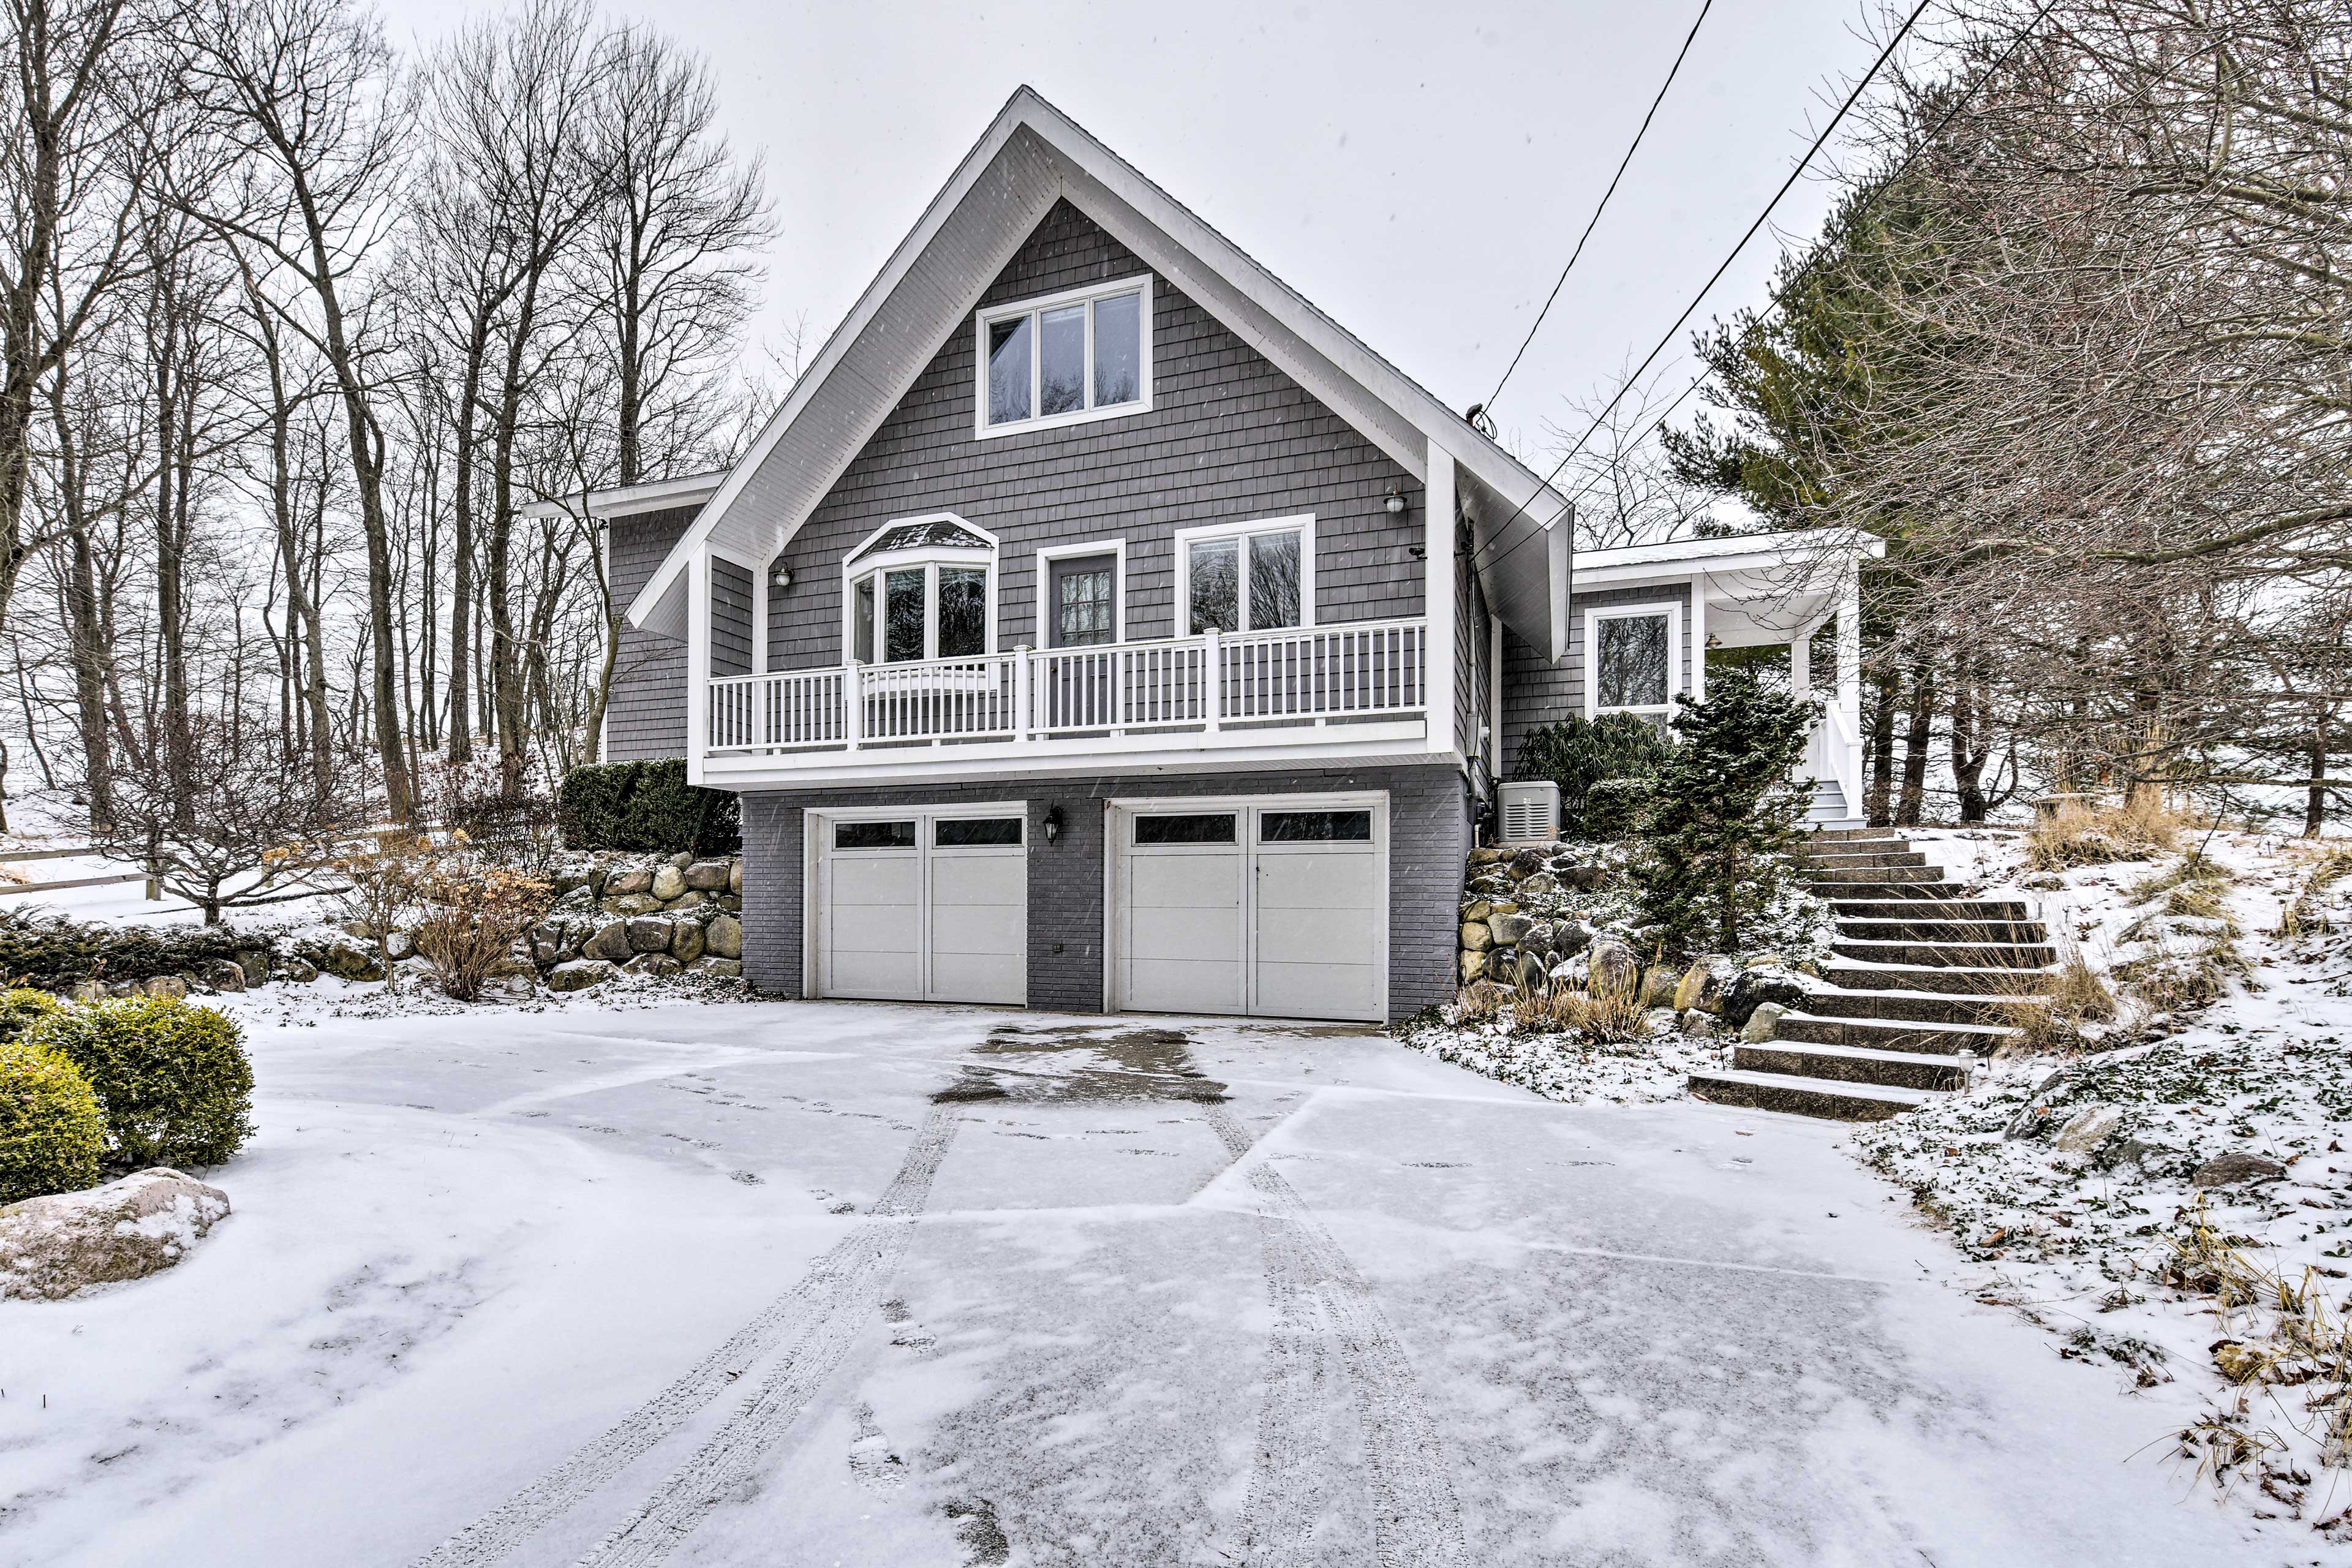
[410,860,553,1001]
[2028,794,2184,870]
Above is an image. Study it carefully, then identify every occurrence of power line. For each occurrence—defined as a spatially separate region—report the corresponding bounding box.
[1476,0,1715,420]
[1469,0,1937,576]
[1547,0,2063,525]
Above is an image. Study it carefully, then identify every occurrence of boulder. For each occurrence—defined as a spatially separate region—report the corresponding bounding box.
[67,979,108,1003]
[1459,922,1493,954]
[1722,968,1809,1033]
[1741,1001,1789,1043]
[684,859,731,892]
[1488,900,1521,917]
[312,943,383,982]
[2053,1106,2124,1154]
[1639,965,1679,1008]
[0,1169,231,1302]
[1586,938,1638,995]
[142,973,189,1001]
[1459,949,1488,984]
[650,865,688,902]
[339,919,373,941]
[1673,960,1733,1014]
[1487,913,1535,947]
[586,866,611,900]
[1461,979,1510,1012]
[385,929,414,962]
[607,868,654,896]
[545,959,618,994]
[1467,873,1512,897]
[1507,847,1548,880]
[698,957,743,979]
[197,959,246,995]
[669,851,694,870]
[1468,847,1502,867]
[1679,1009,1717,1039]
[277,956,319,984]
[2192,1152,2286,1188]
[611,893,663,916]
[625,916,673,954]
[623,952,681,978]
[715,894,742,913]
[1517,872,1559,900]
[232,949,271,987]
[670,919,706,963]
[704,914,744,960]
[1461,899,1493,924]
[1550,919,1596,958]
[528,924,562,965]
[1561,863,1610,892]
[1515,949,1550,991]
[583,921,635,965]
[728,859,744,895]
[1519,921,1555,960]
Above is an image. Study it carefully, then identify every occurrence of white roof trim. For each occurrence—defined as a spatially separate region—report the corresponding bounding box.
[1574,527,1886,582]
[522,470,728,521]
[625,86,1574,635]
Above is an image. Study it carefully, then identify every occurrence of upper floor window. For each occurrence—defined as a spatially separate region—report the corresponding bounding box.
[1175,516,1312,636]
[975,276,1152,438]
[844,514,997,665]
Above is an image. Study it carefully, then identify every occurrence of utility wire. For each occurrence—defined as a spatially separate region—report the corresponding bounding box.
[1469,0,1937,576]
[1545,0,2062,526]
[1476,0,1716,420]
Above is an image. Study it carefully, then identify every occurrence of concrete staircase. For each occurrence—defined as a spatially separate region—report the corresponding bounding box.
[1686,829,2053,1121]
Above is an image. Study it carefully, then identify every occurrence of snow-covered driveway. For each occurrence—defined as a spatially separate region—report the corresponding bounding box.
[1,1000,2262,1566]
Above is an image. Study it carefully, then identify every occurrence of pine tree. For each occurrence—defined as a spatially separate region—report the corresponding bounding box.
[1636,668,1817,955]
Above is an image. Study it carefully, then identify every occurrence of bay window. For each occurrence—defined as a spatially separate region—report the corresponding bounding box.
[843,515,997,665]
[977,276,1152,436]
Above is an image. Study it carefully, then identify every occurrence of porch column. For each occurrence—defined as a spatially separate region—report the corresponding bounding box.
[1688,573,1708,702]
[1835,552,1863,807]
[1425,445,1457,756]
[685,549,710,784]
[1790,624,1811,698]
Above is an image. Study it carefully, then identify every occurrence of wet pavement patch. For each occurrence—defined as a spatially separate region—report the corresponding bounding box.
[929,1025,1229,1104]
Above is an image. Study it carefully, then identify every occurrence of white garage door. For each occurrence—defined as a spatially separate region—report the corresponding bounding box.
[816,809,1026,1005]
[1114,797,1385,1022]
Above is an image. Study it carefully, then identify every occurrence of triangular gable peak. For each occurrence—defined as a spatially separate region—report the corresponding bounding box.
[628,86,1573,652]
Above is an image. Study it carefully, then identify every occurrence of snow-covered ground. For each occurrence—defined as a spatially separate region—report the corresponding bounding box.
[0,990,2292,1566]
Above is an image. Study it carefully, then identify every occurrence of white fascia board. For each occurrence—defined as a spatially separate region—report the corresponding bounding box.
[1577,527,1887,580]
[701,726,1438,791]
[522,472,728,522]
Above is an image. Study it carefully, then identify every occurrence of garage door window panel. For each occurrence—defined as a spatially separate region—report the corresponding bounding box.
[835,820,916,850]
[1135,812,1237,845]
[937,816,1023,846]
[1261,809,1371,842]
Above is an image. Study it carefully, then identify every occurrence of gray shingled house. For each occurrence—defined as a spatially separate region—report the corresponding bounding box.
[587,88,1879,1024]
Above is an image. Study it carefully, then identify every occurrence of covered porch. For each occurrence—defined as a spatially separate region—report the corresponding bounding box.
[1561,529,1883,826]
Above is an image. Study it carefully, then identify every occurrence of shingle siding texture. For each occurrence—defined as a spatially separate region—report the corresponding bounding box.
[765,200,1425,671]
[709,557,754,678]
[604,504,699,761]
[1500,582,1693,777]
[737,763,1466,1023]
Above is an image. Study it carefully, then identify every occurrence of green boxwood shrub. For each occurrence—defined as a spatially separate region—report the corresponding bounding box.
[0,908,248,992]
[0,1038,105,1204]
[0,987,61,1046]
[28,997,255,1169]
[1513,714,1673,838]
[558,759,740,856]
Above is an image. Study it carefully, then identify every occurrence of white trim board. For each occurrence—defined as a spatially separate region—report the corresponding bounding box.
[1033,538,1128,648]
[1581,599,1683,722]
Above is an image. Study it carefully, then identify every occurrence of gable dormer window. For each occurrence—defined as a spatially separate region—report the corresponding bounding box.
[975,276,1152,437]
[844,514,998,664]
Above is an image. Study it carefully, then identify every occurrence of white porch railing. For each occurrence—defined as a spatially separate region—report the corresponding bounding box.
[705,618,1427,757]
[1803,702,1864,816]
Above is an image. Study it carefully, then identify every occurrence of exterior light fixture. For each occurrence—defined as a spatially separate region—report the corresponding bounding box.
[769,562,794,590]
[1043,805,1064,843]
[1384,485,1408,516]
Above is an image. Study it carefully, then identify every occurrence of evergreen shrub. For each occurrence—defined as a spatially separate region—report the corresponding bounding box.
[558,760,741,856]
[0,908,247,992]
[0,1038,104,1204]
[0,987,61,1046]
[1580,778,1657,840]
[1513,714,1674,837]
[28,997,255,1169]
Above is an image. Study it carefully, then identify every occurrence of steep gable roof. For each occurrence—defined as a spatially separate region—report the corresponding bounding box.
[628,86,1573,647]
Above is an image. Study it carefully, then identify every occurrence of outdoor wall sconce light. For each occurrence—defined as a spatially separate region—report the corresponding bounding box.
[1384,484,1409,516]
[1043,805,1064,843]
[769,562,794,590]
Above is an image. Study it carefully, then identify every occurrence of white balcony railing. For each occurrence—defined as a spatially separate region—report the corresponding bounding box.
[705,618,1427,759]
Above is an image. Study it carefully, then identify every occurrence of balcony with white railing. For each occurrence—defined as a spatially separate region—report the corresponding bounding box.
[703,618,1428,777]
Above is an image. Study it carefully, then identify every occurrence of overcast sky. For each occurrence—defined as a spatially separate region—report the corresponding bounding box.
[380,0,1895,462]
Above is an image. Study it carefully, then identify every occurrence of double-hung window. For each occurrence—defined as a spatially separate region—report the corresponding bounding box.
[1177,516,1311,636]
[976,276,1151,436]
[1585,602,1679,726]
[843,515,997,665]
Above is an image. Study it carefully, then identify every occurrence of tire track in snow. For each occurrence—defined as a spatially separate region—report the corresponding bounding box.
[1207,1106,1466,1568]
[411,1104,960,1568]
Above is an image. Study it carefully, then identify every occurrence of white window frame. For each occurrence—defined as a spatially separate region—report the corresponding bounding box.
[840,512,1000,665]
[1033,538,1127,649]
[1583,600,1681,721]
[973,275,1154,440]
[1172,513,1316,637]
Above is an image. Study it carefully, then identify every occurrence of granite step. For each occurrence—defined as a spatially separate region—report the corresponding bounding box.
[1800,850,1931,871]
[1686,1068,1944,1122]
[1832,897,2033,921]
[1796,985,2027,1026]
[1835,916,2049,944]
[1820,960,2056,997]
[1772,1011,2018,1057]
[1804,864,1946,886]
[1830,937,2058,969]
[1809,826,1901,843]
[1732,1041,1970,1093]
